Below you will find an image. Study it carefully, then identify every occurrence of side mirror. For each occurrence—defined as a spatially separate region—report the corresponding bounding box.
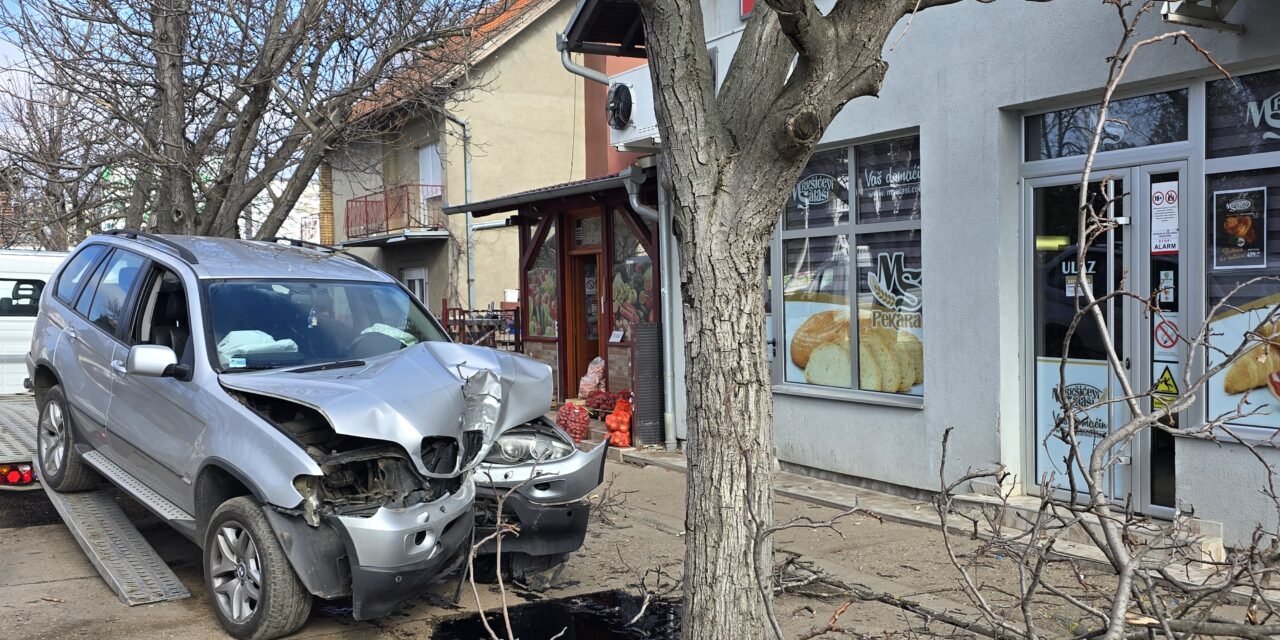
[126,344,178,378]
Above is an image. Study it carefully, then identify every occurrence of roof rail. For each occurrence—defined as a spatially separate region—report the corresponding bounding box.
[260,236,378,271]
[98,229,200,264]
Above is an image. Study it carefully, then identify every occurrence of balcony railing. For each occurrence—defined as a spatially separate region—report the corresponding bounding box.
[345,183,447,240]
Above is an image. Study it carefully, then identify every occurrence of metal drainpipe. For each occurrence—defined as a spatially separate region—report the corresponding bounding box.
[623,165,678,450]
[557,32,609,85]
[444,113,474,309]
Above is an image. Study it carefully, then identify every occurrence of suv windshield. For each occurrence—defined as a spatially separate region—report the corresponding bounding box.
[206,280,446,371]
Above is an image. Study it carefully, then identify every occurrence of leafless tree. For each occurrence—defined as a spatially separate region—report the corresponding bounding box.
[0,0,513,240]
[630,0,1048,637]
[930,4,1280,640]
[0,75,124,249]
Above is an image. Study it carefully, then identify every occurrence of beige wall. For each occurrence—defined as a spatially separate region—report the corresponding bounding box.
[444,0,586,309]
[326,0,586,311]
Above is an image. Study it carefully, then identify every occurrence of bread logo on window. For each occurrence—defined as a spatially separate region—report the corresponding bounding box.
[1246,90,1280,141]
[867,252,921,316]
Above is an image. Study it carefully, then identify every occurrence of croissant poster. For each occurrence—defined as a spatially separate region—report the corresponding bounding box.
[1206,297,1280,429]
[1213,187,1267,270]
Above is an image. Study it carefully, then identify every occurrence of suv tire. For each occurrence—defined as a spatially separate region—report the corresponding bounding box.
[204,497,312,640]
[36,385,97,492]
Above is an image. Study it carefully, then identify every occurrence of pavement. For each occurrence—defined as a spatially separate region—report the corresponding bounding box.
[2,449,1123,639]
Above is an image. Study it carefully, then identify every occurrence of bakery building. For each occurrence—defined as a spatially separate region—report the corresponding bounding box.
[547,0,1280,548]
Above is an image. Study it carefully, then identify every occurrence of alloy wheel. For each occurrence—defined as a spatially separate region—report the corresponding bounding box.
[210,522,263,624]
[38,401,66,477]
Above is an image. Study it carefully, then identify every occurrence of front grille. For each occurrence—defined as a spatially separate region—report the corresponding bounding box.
[421,436,460,475]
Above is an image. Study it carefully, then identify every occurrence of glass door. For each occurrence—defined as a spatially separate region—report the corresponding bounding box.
[1136,163,1188,516]
[1028,163,1187,513]
[1030,174,1131,500]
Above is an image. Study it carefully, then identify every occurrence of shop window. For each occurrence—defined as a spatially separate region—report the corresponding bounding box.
[527,226,558,338]
[856,231,923,396]
[784,148,849,230]
[1025,89,1188,161]
[1207,68,1280,159]
[855,136,921,223]
[1204,168,1280,429]
[782,235,852,387]
[771,133,925,398]
[611,211,654,341]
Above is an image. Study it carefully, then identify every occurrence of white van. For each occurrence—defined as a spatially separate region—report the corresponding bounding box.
[0,249,66,394]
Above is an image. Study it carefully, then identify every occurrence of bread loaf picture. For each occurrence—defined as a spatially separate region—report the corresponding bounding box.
[804,342,853,387]
[1223,321,1280,394]
[790,309,851,369]
[1207,305,1280,429]
[786,303,923,393]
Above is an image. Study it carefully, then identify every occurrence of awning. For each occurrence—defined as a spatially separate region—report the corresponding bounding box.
[561,0,645,58]
[443,171,632,218]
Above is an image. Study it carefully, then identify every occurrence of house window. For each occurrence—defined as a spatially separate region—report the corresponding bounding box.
[773,134,924,398]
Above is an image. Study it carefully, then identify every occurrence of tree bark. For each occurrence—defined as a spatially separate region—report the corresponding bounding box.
[677,191,777,640]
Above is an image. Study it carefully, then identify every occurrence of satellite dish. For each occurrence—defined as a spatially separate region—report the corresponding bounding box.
[606,83,633,131]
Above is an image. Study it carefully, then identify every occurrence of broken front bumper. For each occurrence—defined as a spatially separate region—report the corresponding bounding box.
[474,435,608,558]
[329,476,476,620]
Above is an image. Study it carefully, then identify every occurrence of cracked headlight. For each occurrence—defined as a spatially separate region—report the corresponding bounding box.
[483,430,574,465]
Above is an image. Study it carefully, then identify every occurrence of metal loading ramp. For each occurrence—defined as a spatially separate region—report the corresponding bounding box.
[0,399,37,463]
[41,477,192,605]
[0,396,190,606]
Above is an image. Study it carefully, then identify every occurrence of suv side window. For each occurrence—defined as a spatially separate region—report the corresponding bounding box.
[83,250,147,336]
[54,244,107,303]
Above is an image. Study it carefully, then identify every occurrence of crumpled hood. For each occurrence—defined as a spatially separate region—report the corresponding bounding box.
[219,342,553,476]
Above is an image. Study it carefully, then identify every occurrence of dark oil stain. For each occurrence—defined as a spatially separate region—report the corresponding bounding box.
[431,590,681,639]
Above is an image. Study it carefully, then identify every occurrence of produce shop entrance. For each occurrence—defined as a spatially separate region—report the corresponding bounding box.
[443,168,668,447]
[1025,162,1188,518]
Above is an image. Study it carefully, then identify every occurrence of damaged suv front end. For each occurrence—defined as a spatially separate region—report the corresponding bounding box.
[474,419,608,580]
[207,278,569,621]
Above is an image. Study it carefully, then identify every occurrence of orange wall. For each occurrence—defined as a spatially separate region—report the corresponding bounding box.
[584,54,648,178]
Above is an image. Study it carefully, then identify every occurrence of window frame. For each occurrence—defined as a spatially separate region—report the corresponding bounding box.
[768,131,925,409]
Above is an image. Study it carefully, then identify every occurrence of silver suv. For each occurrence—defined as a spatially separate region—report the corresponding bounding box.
[26,231,607,639]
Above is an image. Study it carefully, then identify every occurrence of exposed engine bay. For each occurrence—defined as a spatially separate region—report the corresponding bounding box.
[229,389,462,521]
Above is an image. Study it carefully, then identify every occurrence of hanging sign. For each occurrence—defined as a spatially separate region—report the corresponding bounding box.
[1213,187,1268,270]
[1150,181,1179,255]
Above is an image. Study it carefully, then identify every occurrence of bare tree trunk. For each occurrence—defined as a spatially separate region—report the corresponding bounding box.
[153,0,197,234]
[677,193,776,639]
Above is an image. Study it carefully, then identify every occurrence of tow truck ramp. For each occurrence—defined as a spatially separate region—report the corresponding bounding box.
[0,397,190,606]
[0,401,37,465]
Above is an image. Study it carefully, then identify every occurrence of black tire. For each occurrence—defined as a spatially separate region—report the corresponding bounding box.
[204,497,312,640]
[36,385,97,492]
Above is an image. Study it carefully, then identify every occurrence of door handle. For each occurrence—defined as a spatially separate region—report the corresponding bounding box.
[111,359,127,376]
[64,327,78,341]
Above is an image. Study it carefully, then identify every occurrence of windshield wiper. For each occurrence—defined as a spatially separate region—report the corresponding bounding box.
[287,360,366,374]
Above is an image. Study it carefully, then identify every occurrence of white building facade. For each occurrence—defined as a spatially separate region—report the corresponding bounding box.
[566,0,1280,546]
